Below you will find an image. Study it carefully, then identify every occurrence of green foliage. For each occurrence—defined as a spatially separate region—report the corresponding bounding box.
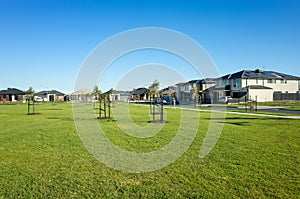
[93,85,101,98]
[0,103,299,198]
[148,79,160,97]
[27,86,35,95]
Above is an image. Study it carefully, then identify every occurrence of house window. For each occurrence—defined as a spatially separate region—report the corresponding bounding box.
[267,79,276,83]
[281,79,287,84]
[233,79,240,88]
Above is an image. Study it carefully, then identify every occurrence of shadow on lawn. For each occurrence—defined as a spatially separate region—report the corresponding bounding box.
[43,108,64,111]
[47,116,74,122]
[207,116,292,126]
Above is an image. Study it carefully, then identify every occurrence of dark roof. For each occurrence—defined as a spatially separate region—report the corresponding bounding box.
[101,89,114,95]
[0,88,26,95]
[203,85,224,92]
[188,79,201,84]
[35,90,65,96]
[220,74,231,79]
[224,69,300,80]
[230,70,245,79]
[162,87,176,95]
[132,88,148,95]
[248,85,272,89]
[198,78,218,83]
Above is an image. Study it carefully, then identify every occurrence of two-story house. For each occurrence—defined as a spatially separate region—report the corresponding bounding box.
[215,69,300,102]
[176,78,218,103]
[175,79,205,103]
[198,78,217,103]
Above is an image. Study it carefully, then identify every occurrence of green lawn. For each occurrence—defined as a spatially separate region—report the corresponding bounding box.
[0,102,299,198]
[257,101,300,107]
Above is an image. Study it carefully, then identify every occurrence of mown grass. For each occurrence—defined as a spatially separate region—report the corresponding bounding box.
[257,101,300,107]
[0,102,299,198]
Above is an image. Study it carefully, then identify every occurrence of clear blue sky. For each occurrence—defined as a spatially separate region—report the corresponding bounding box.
[1,0,299,93]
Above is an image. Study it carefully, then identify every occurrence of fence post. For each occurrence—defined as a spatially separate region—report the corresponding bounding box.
[245,94,247,111]
[255,95,258,112]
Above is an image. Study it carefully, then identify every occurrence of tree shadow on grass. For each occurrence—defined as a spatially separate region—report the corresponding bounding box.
[208,116,292,126]
[224,121,249,126]
[201,117,256,126]
[44,108,64,111]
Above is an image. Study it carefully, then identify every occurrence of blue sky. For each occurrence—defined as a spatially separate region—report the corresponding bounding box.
[0,0,299,93]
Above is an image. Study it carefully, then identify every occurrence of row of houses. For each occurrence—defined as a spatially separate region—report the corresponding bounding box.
[0,88,66,103]
[1,69,300,104]
[0,87,131,104]
[125,69,300,103]
[175,69,300,103]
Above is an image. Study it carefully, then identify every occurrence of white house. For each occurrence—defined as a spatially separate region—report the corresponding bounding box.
[70,89,93,103]
[35,90,65,102]
[214,69,300,102]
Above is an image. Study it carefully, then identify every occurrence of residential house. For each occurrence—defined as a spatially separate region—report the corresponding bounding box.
[132,88,148,101]
[99,89,120,102]
[35,90,66,102]
[176,79,217,104]
[70,89,93,103]
[214,69,300,102]
[193,78,217,103]
[175,81,194,103]
[0,88,26,102]
[113,91,132,102]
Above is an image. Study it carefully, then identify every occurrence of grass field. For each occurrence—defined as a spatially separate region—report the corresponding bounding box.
[257,101,300,107]
[0,102,299,198]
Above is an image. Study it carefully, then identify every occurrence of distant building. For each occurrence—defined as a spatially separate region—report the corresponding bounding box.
[132,88,148,101]
[175,81,194,103]
[198,78,217,103]
[35,90,65,102]
[70,89,93,102]
[113,91,132,102]
[176,79,217,104]
[0,88,26,102]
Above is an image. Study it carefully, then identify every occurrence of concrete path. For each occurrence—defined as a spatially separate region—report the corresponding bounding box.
[178,107,300,119]
[196,104,300,116]
[222,110,300,119]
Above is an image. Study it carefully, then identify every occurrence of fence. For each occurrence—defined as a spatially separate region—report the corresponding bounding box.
[273,92,300,101]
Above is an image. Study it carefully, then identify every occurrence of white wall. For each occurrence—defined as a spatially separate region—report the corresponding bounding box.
[265,80,298,92]
[242,79,299,93]
[248,89,273,102]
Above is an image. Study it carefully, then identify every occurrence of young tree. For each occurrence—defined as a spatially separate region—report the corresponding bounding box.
[27,86,35,95]
[26,86,35,102]
[93,85,101,101]
[148,80,160,98]
[193,86,199,104]
[26,86,35,114]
